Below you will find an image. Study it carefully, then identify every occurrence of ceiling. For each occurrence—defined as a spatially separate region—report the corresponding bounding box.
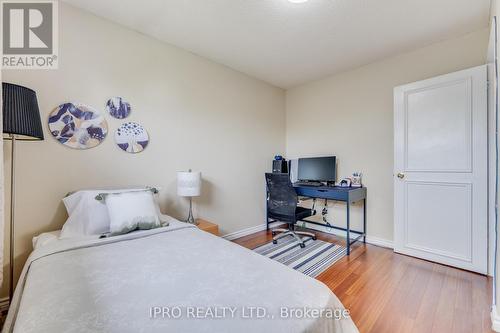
[63,0,491,88]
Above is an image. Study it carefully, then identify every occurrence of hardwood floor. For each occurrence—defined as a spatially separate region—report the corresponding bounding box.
[233,228,494,333]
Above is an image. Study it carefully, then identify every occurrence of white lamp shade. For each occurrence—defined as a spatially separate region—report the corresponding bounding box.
[177,171,202,197]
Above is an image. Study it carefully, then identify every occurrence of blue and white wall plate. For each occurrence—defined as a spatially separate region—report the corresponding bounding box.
[48,103,108,149]
[106,97,131,119]
[115,122,149,153]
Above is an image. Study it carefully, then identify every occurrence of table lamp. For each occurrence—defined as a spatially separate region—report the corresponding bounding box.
[2,83,44,302]
[177,170,201,224]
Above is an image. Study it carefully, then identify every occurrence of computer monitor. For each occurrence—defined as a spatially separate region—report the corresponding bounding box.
[297,156,336,183]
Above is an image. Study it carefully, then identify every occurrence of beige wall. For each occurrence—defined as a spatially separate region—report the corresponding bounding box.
[1,3,285,297]
[286,29,489,242]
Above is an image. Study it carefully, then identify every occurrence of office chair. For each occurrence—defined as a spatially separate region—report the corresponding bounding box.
[265,173,316,248]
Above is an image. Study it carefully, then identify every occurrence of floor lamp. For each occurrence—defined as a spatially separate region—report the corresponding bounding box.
[2,83,44,302]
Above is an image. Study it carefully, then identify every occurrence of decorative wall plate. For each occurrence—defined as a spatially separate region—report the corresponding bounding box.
[115,122,149,153]
[106,97,131,119]
[48,103,108,149]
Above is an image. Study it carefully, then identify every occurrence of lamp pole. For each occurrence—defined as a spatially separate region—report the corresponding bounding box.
[9,134,16,302]
[187,196,195,224]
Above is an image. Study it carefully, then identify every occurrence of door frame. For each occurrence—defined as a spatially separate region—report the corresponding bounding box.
[487,18,497,278]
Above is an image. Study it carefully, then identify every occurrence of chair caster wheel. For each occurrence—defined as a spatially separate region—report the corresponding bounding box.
[312,236,317,241]
[272,240,278,245]
[299,243,305,248]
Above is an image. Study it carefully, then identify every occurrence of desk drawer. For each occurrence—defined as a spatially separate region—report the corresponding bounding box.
[295,187,349,201]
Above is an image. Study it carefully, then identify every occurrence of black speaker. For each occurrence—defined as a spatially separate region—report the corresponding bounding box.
[272,159,288,173]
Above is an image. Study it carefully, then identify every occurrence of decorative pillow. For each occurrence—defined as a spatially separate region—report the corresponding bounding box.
[61,190,114,238]
[60,187,162,238]
[97,190,161,236]
[32,230,61,250]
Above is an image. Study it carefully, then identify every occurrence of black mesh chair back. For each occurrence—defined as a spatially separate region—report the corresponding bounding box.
[265,173,297,223]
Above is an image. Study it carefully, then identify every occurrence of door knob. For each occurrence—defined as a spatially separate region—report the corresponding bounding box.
[397,173,405,179]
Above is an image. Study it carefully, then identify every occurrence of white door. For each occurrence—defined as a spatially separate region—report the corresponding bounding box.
[394,65,487,274]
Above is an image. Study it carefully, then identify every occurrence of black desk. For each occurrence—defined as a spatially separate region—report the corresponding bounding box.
[266,185,367,255]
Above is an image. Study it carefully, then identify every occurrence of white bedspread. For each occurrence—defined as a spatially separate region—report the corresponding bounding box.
[3,220,358,333]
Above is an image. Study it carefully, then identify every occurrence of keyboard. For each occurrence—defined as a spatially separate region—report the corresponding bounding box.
[294,181,323,187]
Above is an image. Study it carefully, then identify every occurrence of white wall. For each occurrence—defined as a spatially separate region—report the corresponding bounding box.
[286,29,489,243]
[1,3,286,297]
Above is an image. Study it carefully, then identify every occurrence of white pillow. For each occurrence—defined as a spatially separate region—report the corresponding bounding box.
[60,187,161,238]
[32,230,60,250]
[60,191,109,238]
[101,190,161,235]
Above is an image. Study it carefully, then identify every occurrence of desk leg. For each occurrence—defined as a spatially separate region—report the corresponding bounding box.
[346,201,350,255]
[363,198,366,243]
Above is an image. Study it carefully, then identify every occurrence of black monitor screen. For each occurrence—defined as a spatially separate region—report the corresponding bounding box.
[298,156,336,182]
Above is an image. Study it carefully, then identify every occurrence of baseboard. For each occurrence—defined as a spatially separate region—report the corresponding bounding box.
[223,224,266,240]
[365,235,394,249]
[222,222,282,241]
[300,221,394,249]
[491,305,500,332]
[223,222,394,249]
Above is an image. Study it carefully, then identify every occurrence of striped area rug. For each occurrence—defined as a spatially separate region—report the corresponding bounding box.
[253,237,346,278]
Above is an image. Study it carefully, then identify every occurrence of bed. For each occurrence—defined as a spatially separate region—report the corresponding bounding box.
[3,218,358,333]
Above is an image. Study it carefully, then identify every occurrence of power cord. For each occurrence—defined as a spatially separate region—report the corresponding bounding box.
[322,199,333,231]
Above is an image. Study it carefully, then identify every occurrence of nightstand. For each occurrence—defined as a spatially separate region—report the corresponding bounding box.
[196,219,219,236]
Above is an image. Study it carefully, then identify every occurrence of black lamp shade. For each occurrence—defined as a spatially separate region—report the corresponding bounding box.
[2,82,44,141]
